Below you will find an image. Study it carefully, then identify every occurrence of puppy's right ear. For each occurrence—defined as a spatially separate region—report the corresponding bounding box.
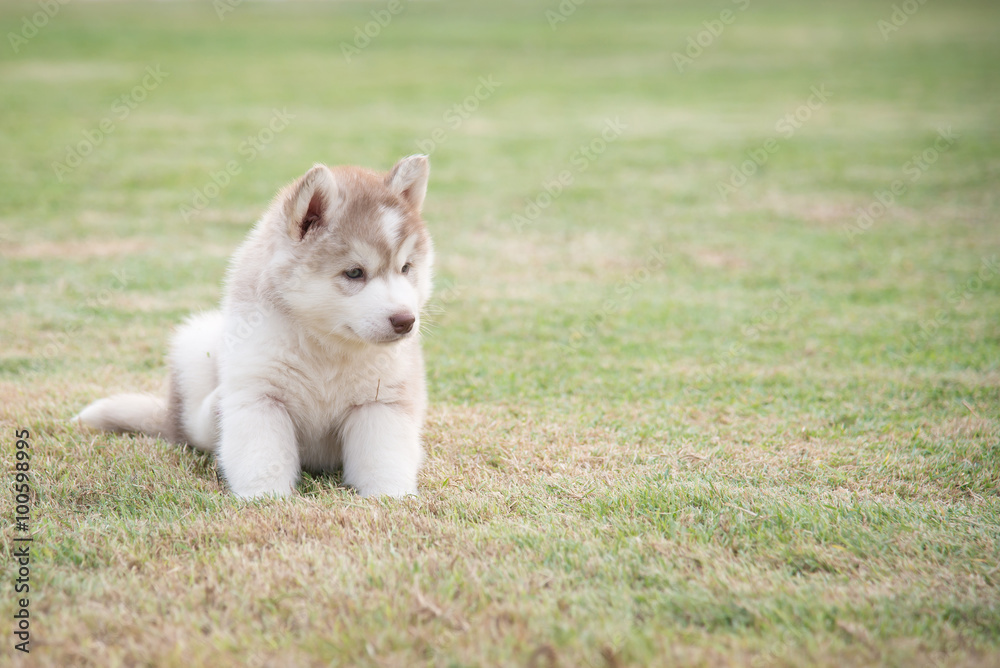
[284,164,339,241]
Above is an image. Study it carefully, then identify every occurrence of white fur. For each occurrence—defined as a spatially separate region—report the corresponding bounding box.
[378,206,404,241]
[76,156,434,500]
[74,393,167,437]
[169,310,224,450]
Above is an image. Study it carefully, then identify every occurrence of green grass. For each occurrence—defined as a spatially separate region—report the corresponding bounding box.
[2,0,999,665]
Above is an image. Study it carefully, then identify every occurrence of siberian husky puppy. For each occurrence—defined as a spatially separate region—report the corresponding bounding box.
[76,156,435,499]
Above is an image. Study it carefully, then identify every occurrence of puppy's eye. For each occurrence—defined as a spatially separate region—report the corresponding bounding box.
[345,268,364,280]
[401,263,412,274]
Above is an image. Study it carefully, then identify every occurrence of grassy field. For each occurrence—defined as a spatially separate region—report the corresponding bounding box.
[2,0,999,665]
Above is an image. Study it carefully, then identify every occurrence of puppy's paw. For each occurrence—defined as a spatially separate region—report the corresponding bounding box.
[354,480,418,498]
[226,463,298,500]
[231,484,295,501]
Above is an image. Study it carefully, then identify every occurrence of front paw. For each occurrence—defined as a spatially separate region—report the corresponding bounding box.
[225,461,298,499]
[354,479,418,498]
[232,484,295,500]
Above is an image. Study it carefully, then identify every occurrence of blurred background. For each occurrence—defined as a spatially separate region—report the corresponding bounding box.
[2,1,999,665]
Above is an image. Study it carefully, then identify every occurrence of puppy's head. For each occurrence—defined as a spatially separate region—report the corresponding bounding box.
[273,155,434,346]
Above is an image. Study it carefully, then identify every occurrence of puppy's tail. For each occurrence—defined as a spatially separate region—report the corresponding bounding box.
[74,393,170,439]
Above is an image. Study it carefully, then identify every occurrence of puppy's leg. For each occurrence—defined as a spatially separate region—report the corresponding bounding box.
[216,391,300,499]
[341,403,423,497]
[186,386,221,450]
[168,310,223,451]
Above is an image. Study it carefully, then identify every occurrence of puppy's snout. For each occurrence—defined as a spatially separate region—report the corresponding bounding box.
[389,312,415,334]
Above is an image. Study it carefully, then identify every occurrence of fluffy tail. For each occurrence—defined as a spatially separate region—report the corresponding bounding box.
[74,393,170,439]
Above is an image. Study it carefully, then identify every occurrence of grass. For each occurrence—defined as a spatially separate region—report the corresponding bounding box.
[1,0,999,665]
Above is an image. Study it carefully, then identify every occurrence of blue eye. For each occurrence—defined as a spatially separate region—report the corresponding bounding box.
[345,268,364,280]
[401,263,412,274]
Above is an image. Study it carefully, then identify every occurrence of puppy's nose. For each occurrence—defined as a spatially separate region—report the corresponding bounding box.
[389,312,415,334]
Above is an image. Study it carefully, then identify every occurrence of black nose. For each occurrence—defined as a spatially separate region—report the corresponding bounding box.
[389,313,415,334]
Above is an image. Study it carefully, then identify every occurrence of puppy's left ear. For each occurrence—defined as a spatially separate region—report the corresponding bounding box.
[387,155,430,213]
[285,164,339,241]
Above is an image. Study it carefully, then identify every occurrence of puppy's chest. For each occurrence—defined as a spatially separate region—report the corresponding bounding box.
[278,348,409,431]
[283,355,376,419]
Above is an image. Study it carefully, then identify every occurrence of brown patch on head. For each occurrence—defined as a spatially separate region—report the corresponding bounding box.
[333,171,399,249]
[314,165,431,269]
[395,212,432,253]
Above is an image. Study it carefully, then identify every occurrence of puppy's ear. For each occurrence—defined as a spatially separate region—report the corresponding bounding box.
[387,154,430,213]
[284,164,339,241]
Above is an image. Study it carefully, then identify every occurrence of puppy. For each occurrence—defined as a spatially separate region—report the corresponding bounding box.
[76,156,434,499]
